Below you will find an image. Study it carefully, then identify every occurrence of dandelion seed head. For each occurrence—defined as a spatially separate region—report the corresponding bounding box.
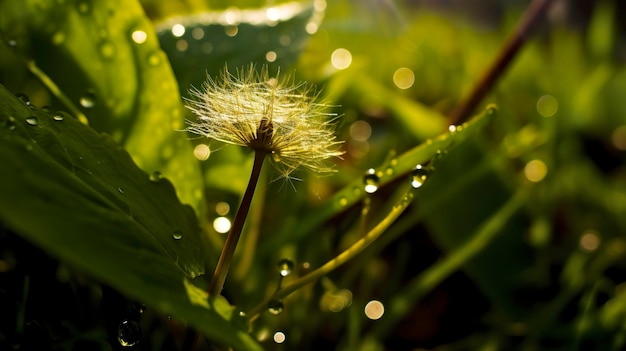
[185,65,344,177]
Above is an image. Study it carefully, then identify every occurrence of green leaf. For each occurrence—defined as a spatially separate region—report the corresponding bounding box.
[0,0,204,213]
[0,86,261,351]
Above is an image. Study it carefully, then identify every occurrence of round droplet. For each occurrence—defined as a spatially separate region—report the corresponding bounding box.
[173,230,183,240]
[411,165,430,189]
[16,93,30,106]
[52,113,64,121]
[117,320,141,348]
[267,299,284,315]
[25,116,38,126]
[149,171,163,182]
[5,116,17,130]
[363,168,379,194]
[80,92,96,108]
[277,259,294,277]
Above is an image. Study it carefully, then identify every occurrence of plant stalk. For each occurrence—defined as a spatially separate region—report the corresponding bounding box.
[208,149,267,296]
[448,0,554,125]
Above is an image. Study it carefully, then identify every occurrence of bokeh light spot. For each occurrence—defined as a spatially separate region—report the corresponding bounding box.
[364,300,384,320]
[580,230,601,252]
[193,144,210,161]
[265,51,277,62]
[215,202,230,216]
[171,24,185,37]
[611,125,626,151]
[536,95,558,117]
[131,30,147,44]
[273,331,286,344]
[331,48,352,70]
[524,159,547,182]
[393,67,415,89]
[349,120,372,141]
[213,217,232,234]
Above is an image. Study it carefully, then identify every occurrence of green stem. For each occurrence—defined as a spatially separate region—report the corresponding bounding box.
[246,189,414,320]
[209,149,266,296]
[448,0,553,125]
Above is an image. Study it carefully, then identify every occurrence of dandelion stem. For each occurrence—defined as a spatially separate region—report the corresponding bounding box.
[209,149,267,296]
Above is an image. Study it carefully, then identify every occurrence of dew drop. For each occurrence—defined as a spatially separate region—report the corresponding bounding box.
[7,39,17,47]
[149,171,163,182]
[118,187,125,194]
[363,168,379,194]
[277,259,294,277]
[80,92,96,108]
[25,116,38,126]
[410,165,430,189]
[448,125,457,133]
[173,230,183,240]
[5,116,17,130]
[117,320,141,348]
[16,93,30,106]
[385,166,394,176]
[52,113,65,121]
[267,299,284,315]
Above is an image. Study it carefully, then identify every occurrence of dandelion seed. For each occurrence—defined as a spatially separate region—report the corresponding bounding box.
[185,65,344,178]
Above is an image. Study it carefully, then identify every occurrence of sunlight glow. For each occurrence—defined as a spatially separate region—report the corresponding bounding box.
[193,144,211,161]
[213,217,232,234]
[171,24,185,37]
[524,159,548,182]
[393,67,415,89]
[131,30,147,44]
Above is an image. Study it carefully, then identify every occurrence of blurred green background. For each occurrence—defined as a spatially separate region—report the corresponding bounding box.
[1,0,626,350]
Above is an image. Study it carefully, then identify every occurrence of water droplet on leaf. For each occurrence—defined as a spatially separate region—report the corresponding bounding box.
[147,52,161,66]
[338,197,348,207]
[52,113,64,121]
[117,320,141,347]
[363,168,379,194]
[16,93,30,106]
[80,92,96,108]
[277,259,294,277]
[149,171,163,182]
[267,299,284,315]
[118,187,125,194]
[25,116,38,126]
[5,116,16,130]
[173,230,183,240]
[410,165,430,189]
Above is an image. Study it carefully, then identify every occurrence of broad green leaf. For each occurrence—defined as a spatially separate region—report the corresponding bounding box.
[156,1,320,97]
[0,86,261,351]
[259,104,497,255]
[0,0,204,213]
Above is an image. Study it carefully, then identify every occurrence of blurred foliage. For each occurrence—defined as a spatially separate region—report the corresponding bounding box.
[1,0,626,350]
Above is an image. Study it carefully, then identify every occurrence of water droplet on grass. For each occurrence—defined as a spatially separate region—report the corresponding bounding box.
[277,259,294,277]
[117,320,141,347]
[173,230,183,240]
[363,168,379,194]
[25,116,38,126]
[410,165,430,189]
[52,113,64,121]
[267,299,284,315]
